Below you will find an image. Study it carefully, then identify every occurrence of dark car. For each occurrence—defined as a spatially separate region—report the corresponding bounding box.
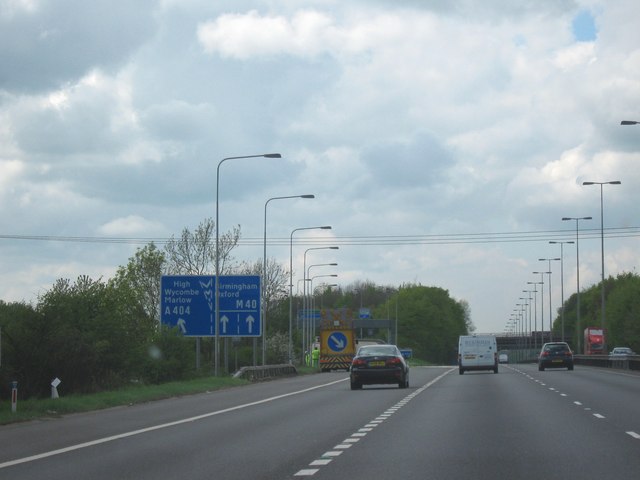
[538,342,574,371]
[350,344,409,390]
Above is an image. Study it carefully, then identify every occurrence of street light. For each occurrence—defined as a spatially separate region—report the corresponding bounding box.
[549,241,575,342]
[538,258,560,341]
[313,283,338,309]
[262,194,315,366]
[527,280,543,349]
[216,153,281,376]
[521,290,534,349]
[303,263,338,355]
[309,274,338,313]
[518,299,529,349]
[562,216,592,352]
[289,225,332,364]
[621,120,639,125]
[302,247,339,355]
[582,180,620,353]
[533,271,551,344]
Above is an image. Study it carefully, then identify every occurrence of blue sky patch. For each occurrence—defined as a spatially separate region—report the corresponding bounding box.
[572,10,597,41]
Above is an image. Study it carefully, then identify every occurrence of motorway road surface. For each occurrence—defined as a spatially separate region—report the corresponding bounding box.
[1,364,639,479]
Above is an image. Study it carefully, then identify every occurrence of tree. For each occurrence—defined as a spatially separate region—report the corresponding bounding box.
[375,284,468,364]
[602,272,640,353]
[164,218,241,275]
[0,300,42,398]
[238,257,289,320]
[110,242,165,324]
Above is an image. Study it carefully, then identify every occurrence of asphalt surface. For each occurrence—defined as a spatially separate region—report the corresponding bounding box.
[1,364,639,479]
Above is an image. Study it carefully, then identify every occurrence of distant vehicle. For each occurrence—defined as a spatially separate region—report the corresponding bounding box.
[499,353,509,364]
[349,344,409,390]
[538,342,574,371]
[458,335,498,374]
[583,327,605,355]
[609,347,635,356]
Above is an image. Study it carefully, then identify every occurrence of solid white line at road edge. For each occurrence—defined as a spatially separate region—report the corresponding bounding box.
[0,378,348,470]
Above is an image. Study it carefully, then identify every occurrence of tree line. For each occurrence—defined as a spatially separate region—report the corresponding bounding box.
[552,271,640,353]
[2,215,638,400]
[0,218,476,399]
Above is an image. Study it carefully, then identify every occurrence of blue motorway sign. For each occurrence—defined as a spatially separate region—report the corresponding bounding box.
[161,275,261,337]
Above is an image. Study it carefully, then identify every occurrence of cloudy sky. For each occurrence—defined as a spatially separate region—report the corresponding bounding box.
[1,0,639,334]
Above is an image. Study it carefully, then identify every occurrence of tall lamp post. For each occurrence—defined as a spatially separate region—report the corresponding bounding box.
[538,258,560,341]
[582,180,621,354]
[533,271,551,344]
[217,153,281,376]
[309,274,338,314]
[549,241,574,342]
[521,291,534,349]
[527,280,543,349]
[518,299,529,350]
[304,263,338,355]
[302,247,339,359]
[289,225,332,364]
[562,216,592,352]
[262,194,315,366]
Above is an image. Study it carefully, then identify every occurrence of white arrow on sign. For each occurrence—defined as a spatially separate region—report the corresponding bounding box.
[245,315,255,334]
[177,318,187,334]
[220,315,229,334]
[330,333,345,349]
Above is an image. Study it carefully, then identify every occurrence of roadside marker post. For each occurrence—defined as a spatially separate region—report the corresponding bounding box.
[11,381,17,413]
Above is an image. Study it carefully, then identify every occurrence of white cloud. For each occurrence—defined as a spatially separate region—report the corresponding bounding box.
[1,0,639,336]
[98,215,165,236]
[198,10,345,59]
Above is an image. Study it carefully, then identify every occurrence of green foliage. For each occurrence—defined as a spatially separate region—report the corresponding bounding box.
[374,284,469,364]
[0,276,197,399]
[553,272,640,352]
[601,273,640,352]
[138,326,195,384]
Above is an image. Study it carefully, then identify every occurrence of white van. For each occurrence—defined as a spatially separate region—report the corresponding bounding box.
[458,335,498,374]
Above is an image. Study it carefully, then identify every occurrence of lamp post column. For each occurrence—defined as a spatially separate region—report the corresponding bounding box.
[562,216,592,352]
[217,153,281,376]
[263,194,314,366]
[549,241,574,343]
[582,181,621,354]
[289,226,332,364]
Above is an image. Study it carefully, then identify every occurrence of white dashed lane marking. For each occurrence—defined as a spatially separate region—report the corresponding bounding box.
[293,368,454,477]
[510,366,640,442]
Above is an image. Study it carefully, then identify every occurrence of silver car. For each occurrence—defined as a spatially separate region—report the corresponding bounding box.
[610,347,635,356]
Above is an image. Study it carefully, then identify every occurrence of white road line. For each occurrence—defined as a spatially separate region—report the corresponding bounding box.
[322,451,342,457]
[292,367,455,478]
[0,377,348,470]
[295,469,319,476]
[334,444,352,449]
[626,431,640,440]
[593,413,605,419]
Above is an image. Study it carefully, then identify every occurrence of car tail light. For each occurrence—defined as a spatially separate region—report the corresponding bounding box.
[352,358,367,367]
[387,357,403,366]
[541,351,549,357]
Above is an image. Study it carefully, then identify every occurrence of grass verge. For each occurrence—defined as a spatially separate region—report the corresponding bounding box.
[0,375,249,426]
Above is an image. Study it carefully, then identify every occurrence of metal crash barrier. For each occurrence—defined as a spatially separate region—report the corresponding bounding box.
[232,364,297,381]
[574,355,640,371]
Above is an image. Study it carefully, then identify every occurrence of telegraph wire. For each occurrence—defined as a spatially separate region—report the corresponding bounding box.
[1,226,639,247]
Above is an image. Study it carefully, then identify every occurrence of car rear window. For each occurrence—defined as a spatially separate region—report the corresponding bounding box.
[358,346,397,356]
[545,344,569,353]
